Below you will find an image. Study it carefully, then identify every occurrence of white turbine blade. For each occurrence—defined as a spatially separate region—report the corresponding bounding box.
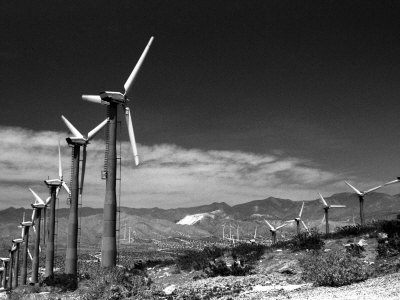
[301,220,309,232]
[320,214,326,226]
[330,205,346,208]
[62,182,71,196]
[286,220,295,223]
[45,196,51,205]
[318,193,328,207]
[345,181,362,195]
[61,115,84,138]
[87,118,109,141]
[384,178,400,186]
[125,107,139,165]
[364,184,383,195]
[124,36,154,96]
[58,142,63,180]
[299,202,305,218]
[29,188,45,206]
[276,223,288,230]
[55,186,61,198]
[264,219,275,230]
[82,95,103,105]
[27,248,33,261]
[31,209,36,222]
[80,145,87,195]
[21,225,24,238]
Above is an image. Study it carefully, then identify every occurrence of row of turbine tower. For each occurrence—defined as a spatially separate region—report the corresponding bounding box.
[0,37,154,290]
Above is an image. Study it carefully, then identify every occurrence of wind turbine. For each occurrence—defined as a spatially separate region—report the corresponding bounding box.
[81,36,154,267]
[345,181,383,226]
[264,219,288,244]
[8,247,14,290]
[11,237,23,288]
[221,224,226,240]
[43,144,71,277]
[318,193,346,234]
[287,202,307,235]
[29,188,48,284]
[20,212,34,285]
[61,115,108,276]
[0,257,10,290]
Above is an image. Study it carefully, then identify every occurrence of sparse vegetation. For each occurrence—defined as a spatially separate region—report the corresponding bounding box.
[300,250,371,287]
[79,266,152,300]
[290,230,325,251]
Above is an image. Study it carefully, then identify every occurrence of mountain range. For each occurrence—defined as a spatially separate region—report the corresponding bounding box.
[1,192,399,252]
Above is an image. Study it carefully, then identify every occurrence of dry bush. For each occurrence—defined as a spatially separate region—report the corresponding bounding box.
[300,250,371,287]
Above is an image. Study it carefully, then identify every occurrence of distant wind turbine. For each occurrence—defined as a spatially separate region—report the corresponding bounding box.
[318,193,346,234]
[345,181,383,226]
[286,202,307,235]
[0,257,10,290]
[29,188,49,284]
[44,143,71,277]
[264,219,287,244]
[19,212,34,285]
[11,237,23,288]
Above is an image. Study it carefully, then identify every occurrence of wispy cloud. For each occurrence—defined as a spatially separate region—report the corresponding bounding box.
[0,125,372,210]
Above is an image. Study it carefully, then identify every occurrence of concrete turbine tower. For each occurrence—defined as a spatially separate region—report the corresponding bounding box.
[61,115,108,276]
[11,238,23,288]
[0,258,10,291]
[81,37,154,267]
[318,193,346,234]
[44,144,71,277]
[345,181,383,226]
[20,211,34,285]
[29,188,49,284]
[264,219,288,244]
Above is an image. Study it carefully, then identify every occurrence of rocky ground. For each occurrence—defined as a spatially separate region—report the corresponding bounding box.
[146,235,400,300]
[1,235,399,299]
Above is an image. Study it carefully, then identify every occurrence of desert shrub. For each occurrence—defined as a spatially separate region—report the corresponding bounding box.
[300,250,371,287]
[345,242,366,257]
[231,243,267,264]
[79,266,152,300]
[42,273,77,291]
[175,250,209,271]
[204,258,254,277]
[205,259,231,277]
[175,246,226,271]
[328,222,378,239]
[379,220,400,238]
[377,237,400,258]
[291,230,324,251]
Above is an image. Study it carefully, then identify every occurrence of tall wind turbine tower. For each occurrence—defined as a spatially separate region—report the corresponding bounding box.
[29,188,48,283]
[318,193,346,234]
[20,212,33,285]
[345,181,382,226]
[61,115,108,275]
[44,144,70,277]
[81,37,154,267]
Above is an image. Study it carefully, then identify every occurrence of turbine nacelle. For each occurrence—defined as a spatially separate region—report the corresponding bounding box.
[100,91,127,104]
[66,137,88,145]
[12,238,23,244]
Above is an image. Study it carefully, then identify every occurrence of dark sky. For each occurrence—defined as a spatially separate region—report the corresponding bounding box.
[2,1,400,186]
